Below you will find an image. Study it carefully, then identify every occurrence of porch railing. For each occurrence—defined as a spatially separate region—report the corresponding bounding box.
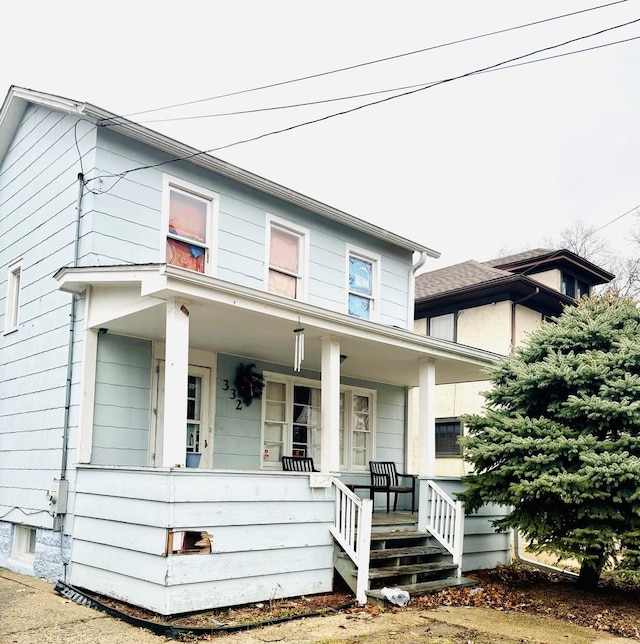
[425,480,464,576]
[329,478,373,604]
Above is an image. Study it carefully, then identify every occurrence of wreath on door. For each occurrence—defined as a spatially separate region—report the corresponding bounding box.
[233,363,265,407]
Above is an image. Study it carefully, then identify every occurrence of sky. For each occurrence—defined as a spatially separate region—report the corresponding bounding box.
[2,1,639,271]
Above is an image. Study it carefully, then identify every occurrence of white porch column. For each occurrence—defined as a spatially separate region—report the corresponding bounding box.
[161,299,190,467]
[320,335,341,474]
[418,358,437,478]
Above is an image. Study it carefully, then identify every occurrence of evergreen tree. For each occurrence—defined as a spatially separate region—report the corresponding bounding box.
[458,295,640,589]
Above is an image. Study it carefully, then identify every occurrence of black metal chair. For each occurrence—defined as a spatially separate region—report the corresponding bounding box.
[281,456,318,472]
[369,461,416,513]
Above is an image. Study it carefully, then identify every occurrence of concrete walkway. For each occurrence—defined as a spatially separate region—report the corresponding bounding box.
[1,568,635,644]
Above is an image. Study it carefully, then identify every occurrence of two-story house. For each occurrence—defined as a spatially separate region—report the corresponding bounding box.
[413,249,614,478]
[0,86,504,614]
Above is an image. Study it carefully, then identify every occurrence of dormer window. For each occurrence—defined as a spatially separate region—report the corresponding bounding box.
[561,273,590,299]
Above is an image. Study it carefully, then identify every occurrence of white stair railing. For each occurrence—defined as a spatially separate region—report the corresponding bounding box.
[425,480,464,576]
[330,478,373,604]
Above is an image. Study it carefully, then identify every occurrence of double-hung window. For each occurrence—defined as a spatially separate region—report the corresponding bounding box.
[4,260,22,334]
[261,374,375,471]
[267,217,307,299]
[163,176,218,274]
[347,246,380,320]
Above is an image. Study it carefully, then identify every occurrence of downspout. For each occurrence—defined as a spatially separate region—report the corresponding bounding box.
[54,172,84,582]
[405,251,428,473]
[60,173,84,479]
[510,288,539,352]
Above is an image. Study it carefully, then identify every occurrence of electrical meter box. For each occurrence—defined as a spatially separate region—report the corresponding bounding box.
[46,478,69,515]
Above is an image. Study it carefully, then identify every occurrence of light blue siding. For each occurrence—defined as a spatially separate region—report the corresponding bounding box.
[0,104,95,528]
[89,128,415,325]
[91,334,152,466]
[71,467,335,614]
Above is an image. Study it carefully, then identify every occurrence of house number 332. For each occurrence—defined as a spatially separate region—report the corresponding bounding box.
[221,380,243,410]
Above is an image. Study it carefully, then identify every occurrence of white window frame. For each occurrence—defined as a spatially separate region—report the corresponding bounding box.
[346,245,381,321]
[161,174,219,275]
[13,525,36,560]
[4,259,22,334]
[260,372,375,471]
[265,214,309,300]
[428,312,456,342]
[340,387,377,472]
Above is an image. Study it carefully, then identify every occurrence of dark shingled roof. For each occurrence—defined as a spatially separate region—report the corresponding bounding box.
[414,260,510,299]
[482,248,557,268]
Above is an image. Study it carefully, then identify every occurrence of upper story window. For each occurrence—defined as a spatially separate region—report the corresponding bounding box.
[428,312,456,342]
[4,259,22,334]
[347,246,380,321]
[163,176,218,274]
[435,418,462,456]
[267,217,308,299]
[561,272,590,299]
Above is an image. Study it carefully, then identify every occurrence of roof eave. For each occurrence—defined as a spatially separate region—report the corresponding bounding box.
[415,274,575,311]
[1,86,439,257]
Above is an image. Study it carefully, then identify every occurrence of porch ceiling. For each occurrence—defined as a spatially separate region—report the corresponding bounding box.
[57,264,499,387]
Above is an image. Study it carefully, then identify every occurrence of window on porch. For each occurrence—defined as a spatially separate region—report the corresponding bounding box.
[261,374,375,471]
[340,391,375,470]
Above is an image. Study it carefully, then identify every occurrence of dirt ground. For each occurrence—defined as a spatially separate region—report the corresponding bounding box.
[2,565,639,644]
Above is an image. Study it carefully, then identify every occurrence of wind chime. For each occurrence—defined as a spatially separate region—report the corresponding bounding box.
[293,321,305,372]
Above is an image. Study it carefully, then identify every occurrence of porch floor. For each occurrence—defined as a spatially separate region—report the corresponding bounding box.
[371,511,418,528]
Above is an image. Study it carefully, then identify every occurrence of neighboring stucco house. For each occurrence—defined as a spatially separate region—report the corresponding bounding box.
[412,249,614,477]
[0,86,504,615]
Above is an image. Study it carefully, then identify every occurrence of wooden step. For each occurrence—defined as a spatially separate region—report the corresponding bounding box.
[370,530,428,542]
[366,576,476,603]
[362,561,458,579]
[368,545,443,560]
[336,545,442,563]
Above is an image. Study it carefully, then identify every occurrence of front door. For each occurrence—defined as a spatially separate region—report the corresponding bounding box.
[152,361,211,468]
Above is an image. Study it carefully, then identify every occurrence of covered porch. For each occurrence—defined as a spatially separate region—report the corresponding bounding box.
[55,263,501,614]
[56,263,494,477]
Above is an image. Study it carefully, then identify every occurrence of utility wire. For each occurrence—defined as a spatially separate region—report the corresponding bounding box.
[590,204,640,236]
[88,16,640,191]
[99,0,629,125]
[139,34,640,125]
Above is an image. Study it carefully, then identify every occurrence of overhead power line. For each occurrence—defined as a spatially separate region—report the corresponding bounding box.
[99,0,629,125]
[88,15,640,192]
[138,34,640,125]
[591,204,640,236]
